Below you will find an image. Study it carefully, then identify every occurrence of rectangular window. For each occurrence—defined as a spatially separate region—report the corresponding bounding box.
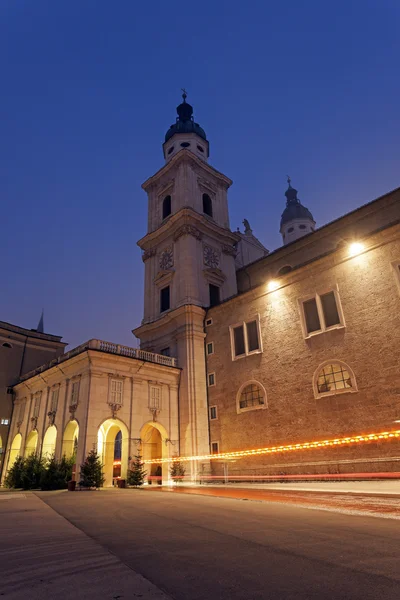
[110,379,123,405]
[149,385,161,409]
[301,289,344,336]
[209,284,220,307]
[230,317,262,360]
[206,342,214,355]
[208,373,215,387]
[209,406,217,420]
[160,286,170,312]
[211,442,219,454]
[391,261,400,293]
[1,418,9,425]
[205,318,213,327]
[33,392,41,418]
[50,388,59,412]
[71,381,80,405]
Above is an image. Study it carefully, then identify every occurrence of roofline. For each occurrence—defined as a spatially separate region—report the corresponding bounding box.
[238,184,400,273]
[0,320,65,343]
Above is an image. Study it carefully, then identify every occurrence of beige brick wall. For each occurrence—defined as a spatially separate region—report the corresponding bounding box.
[206,225,400,475]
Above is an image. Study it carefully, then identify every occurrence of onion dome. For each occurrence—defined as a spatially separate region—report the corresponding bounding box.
[280,179,314,228]
[165,91,207,142]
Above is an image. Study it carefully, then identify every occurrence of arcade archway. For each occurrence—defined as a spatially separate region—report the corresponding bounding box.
[97,418,129,487]
[140,422,168,484]
[42,425,57,458]
[62,420,79,459]
[8,433,22,471]
[25,430,38,457]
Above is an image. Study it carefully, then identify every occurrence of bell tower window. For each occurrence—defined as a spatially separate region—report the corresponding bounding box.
[162,195,172,220]
[209,284,220,307]
[202,193,213,217]
[160,286,170,313]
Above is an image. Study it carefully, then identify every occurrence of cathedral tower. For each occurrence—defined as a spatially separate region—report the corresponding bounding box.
[280,178,316,245]
[133,94,239,464]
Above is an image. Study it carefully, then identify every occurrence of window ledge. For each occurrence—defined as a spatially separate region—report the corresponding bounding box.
[305,324,345,340]
[237,404,267,415]
[233,349,263,361]
[315,387,358,400]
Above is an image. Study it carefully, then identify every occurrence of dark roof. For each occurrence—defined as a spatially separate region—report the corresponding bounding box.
[165,93,207,143]
[280,183,314,227]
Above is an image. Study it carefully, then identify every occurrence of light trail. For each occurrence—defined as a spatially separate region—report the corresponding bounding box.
[142,429,400,465]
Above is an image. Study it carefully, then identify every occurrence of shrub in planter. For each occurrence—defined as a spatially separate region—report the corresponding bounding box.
[4,456,26,489]
[40,455,74,491]
[127,452,147,487]
[21,454,46,490]
[79,450,105,488]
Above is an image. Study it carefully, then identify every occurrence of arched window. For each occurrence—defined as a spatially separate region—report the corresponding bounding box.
[162,195,171,219]
[236,381,267,414]
[2,342,12,348]
[202,193,213,217]
[313,361,357,398]
[278,265,292,276]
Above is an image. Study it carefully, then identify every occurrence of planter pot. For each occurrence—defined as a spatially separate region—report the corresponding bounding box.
[117,479,126,489]
[67,480,76,492]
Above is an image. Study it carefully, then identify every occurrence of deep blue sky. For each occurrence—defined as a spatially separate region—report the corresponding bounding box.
[1,1,399,350]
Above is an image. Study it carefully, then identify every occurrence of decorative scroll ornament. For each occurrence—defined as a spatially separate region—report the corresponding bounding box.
[173,225,202,242]
[47,410,56,426]
[69,403,78,420]
[142,247,157,262]
[203,244,220,269]
[222,244,237,257]
[30,416,38,430]
[109,403,122,419]
[159,247,174,270]
[16,420,23,433]
[150,407,160,422]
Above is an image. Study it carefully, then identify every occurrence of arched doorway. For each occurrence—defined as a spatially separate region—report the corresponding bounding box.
[97,418,129,487]
[8,433,22,471]
[140,422,168,485]
[25,430,38,457]
[42,425,57,458]
[62,420,79,459]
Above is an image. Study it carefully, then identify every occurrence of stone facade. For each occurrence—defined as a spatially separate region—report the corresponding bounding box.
[206,191,400,477]
[0,321,66,476]
[3,341,180,486]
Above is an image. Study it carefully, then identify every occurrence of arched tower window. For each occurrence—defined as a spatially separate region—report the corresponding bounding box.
[202,193,213,217]
[2,342,12,349]
[313,361,357,398]
[162,195,172,220]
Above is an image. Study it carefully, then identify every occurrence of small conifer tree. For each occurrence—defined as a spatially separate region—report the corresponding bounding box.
[4,455,25,489]
[170,459,186,484]
[79,449,105,488]
[127,451,147,487]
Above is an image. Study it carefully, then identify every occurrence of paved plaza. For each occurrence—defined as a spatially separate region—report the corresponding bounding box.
[1,487,400,599]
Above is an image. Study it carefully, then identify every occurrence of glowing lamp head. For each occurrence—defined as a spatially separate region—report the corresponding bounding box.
[348,242,365,257]
[267,280,279,292]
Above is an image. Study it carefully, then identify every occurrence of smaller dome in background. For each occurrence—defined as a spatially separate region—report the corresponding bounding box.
[165,91,207,142]
[280,179,315,228]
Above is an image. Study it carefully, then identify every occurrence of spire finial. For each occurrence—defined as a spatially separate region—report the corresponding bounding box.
[37,309,44,333]
[181,88,187,102]
[287,175,291,187]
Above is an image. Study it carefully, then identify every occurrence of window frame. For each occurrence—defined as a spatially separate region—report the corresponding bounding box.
[236,380,267,414]
[160,285,171,313]
[211,441,219,454]
[206,341,214,355]
[33,392,42,418]
[109,378,124,406]
[208,372,216,387]
[205,318,213,327]
[70,380,80,406]
[149,384,162,410]
[209,405,218,421]
[313,360,358,399]
[299,287,345,339]
[391,261,400,294]
[229,315,263,361]
[50,386,60,413]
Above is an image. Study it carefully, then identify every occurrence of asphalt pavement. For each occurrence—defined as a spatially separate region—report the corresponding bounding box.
[32,488,400,600]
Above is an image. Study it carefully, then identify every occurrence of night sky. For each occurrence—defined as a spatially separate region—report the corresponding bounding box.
[1,1,399,350]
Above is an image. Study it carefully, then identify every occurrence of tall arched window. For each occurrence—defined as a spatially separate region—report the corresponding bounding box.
[236,381,267,414]
[313,361,357,398]
[202,193,213,217]
[162,195,172,219]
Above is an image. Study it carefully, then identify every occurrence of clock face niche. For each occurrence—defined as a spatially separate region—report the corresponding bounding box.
[159,247,174,270]
[203,244,220,269]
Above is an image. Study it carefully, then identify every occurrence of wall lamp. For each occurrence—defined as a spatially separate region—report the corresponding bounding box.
[348,241,365,257]
[267,280,280,292]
